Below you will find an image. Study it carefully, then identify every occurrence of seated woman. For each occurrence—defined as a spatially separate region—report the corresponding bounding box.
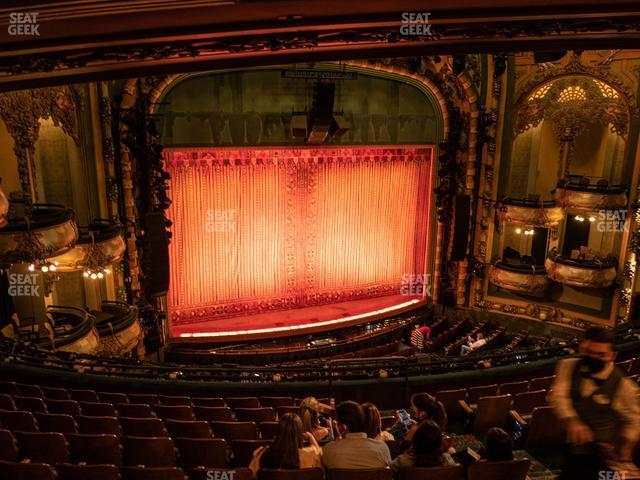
[249,413,322,478]
[363,402,394,441]
[299,396,333,442]
[389,393,448,448]
[391,420,457,473]
[483,427,513,462]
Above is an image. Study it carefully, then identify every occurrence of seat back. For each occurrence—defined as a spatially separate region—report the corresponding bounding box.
[0,428,19,461]
[42,387,71,401]
[473,395,512,436]
[194,406,234,422]
[127,394,159,406]
[0,409,38,431]
[260,397,294,408]
[434,389,467,419]
[513,390,546,415]
[232,439,271,466]
[211,421,258,440]
[77,415,121,435]
[99,392,129,405]
[120,466,187,480]
[467,384,498,405]
[497,381,528,397]
[191,397,226,408]
[56,463,121,480]
[235,407,276,423]
[164,419,213,439]
[0,461,56,480]
[154,405,195,421]
[0,393,15,411]
[16,383,43,398]
[276,406,299,417]
[14,431,70,464]
[46,399,81,416]
[175,437,228,468]
[399,466,465,480]
[327,468,393,480]
[67,433,123,466]
[158,395,191,406]
[529,376,555,391]
[80,401,118,417]
[69,389,99,403]
[117,403,155,418]
[258,468,325,480]
[259,421,278,440]
[13,395,47,413]
[467,459,530,480]
[525,407,565,449]
[35,412,78,434]
[226,397,260,409]
[120,417,167,437]
[122,435,177,467]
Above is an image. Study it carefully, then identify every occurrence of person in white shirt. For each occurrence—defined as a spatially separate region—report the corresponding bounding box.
[460,333,486,355]
[322,401,391,469]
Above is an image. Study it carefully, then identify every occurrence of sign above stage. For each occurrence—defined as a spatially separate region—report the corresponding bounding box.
[281,69,358,80]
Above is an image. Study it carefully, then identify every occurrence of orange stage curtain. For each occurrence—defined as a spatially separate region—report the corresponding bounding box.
[165,146,433,325]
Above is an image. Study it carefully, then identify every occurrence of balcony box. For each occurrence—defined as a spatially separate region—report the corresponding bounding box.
[554,179,627,211]
[502,198,564,227]
[545,253,617,288]
[489,261,550,294]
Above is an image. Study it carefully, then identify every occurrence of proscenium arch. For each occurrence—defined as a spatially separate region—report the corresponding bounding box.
[147,61,450,144]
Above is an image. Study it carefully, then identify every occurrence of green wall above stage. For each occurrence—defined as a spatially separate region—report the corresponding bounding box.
[155,65,439,147]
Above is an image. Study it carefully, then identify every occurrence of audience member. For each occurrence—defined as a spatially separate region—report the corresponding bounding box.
[461,333,486,355]
[249,413,321,477]
[322,401,391,469]
[362,402,394,441]
[391,420,457,473]
[483,427,513,462]
[300,396,333,442]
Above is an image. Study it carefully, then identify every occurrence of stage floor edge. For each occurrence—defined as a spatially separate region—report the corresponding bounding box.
[169,295,427,344]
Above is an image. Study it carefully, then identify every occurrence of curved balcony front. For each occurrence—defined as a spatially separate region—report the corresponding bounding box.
[502,198,564,227]
[0,186,8,229]
[545,253,617,288]
[0,204,78,266]
[488,261,550,294]
[554,178,628,212]
[95,301,142,356]
[47,220,125,272]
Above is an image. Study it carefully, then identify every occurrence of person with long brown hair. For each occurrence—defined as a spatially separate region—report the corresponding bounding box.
[249,413,321,477]
[362,402,394,441]
[299,396,333,442]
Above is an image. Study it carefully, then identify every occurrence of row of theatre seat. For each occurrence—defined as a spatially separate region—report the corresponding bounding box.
[0,462,528,480]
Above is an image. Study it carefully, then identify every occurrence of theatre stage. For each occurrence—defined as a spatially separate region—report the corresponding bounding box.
[170,294,425,344]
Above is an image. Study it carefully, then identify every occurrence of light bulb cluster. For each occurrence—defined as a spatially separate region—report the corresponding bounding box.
[83,267,111,280]
[575,215,596,222]
[515,228,535,235]
[28,261,59,273]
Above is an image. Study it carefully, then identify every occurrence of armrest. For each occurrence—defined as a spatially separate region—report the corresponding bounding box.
[459,400,474,416]
[509,409,528,428]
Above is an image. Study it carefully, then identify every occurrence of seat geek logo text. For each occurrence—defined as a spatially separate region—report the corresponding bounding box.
[8,12,40,36]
